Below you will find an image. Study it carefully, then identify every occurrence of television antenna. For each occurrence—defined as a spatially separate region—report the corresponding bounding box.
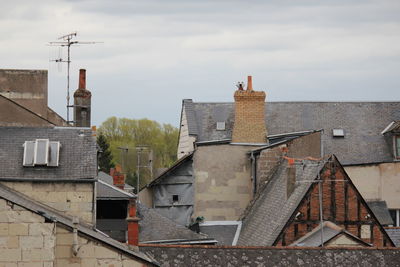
[49,32,101,124]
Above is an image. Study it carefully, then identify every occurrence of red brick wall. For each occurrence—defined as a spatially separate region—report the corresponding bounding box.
[255,132,321,194]
[275,162,393,247]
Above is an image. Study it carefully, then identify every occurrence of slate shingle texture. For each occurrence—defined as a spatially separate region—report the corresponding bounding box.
[137,203,210,243]
[0,126,97,179]
[185,101,400,165]
[237,159,326,246]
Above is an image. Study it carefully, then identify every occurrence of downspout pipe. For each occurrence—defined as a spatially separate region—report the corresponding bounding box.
[250,151,257,196]
[72,217,80,256]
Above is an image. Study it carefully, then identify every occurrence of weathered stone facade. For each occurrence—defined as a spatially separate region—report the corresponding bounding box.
[0,198,56,266]
[0,198,154,266]
[1,182,94,224]
[193,144,262,221]
[55,227,144,267]
[140,245,400,267]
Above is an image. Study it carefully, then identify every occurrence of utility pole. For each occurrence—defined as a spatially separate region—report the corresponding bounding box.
[117,146,153,196]
[49,32,99,124]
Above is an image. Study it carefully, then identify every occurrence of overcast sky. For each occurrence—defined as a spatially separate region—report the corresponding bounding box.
[2,0,400,126]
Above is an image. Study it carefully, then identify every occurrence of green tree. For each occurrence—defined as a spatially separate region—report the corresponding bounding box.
[97,133,115,173]
[98,117,179,188]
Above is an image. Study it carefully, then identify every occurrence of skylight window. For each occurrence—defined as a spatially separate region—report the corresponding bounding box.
[23,139,61,167]
[332,129,345,137]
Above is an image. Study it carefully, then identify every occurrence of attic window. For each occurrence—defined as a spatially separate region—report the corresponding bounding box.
[23,139,61,167]
[332,129,345,137]
[216,122,226,131]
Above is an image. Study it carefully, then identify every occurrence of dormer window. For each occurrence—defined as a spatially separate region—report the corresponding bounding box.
[23,139,61,167]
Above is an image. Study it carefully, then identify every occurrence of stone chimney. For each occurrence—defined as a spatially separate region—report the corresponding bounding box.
[127,199,140,246]
[73,69,91,127]
[232,76,267,143]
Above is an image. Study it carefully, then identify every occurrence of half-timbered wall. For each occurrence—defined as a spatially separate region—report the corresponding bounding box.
[275,161,394,247]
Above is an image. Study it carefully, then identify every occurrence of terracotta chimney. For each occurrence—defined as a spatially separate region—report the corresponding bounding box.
[73,69,92,127]
[127,199,140,246]
[110,166,125,190]
[232,76,267,143]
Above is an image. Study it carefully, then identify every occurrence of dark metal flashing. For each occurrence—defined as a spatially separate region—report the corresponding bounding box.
[195,139,231,146]
[0,177,96,183]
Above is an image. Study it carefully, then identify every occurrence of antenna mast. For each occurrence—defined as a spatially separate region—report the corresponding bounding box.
[49,32,98,124]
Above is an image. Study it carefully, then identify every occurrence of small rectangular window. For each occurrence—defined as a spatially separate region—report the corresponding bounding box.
[34,139,49,165]
[216,122,226,131]
[23,141,35,166]
[396,136,400,159]
[48,141,61,167]
[172,195,179,203]
[332,129,345,137]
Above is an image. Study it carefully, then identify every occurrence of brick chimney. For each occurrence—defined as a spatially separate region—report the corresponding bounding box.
[73,69,92,127]
[232,76,267,143]
[127,199,140,246]
[110,165,125,190]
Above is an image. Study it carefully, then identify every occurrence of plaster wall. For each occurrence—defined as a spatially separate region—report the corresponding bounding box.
[345,162,400,209]
[139,187,153,208]
[1,182,94,224]
[193,144,260,221]
[177,108,195,159]
[0,69,48,117]
[327,235,365,247]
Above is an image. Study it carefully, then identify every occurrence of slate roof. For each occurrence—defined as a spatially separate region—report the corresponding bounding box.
[385,228,400,247]
[183,101,400,165]
[0,126,97,180]
[238,158,327,246]
[290,221,371,247]
[199,222,242,245]
[145,153,193,188]
[97,180,135,200]
[137,203,216,244]
[0,182,158,266]
[98,171,134,192]
[367,201,394,226]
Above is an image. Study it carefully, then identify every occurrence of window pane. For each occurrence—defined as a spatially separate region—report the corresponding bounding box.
[397,137,400,157]
[35,139,49,165]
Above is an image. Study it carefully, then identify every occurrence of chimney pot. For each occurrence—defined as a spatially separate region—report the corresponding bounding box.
[247,75,253,91]
[79,69,86,89]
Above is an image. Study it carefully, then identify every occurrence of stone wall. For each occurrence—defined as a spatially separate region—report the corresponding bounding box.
[55,227,144,267]
[1,182,94,224]
[0,198,55,266]
[193,144,262,221]
[140,245,400,267]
